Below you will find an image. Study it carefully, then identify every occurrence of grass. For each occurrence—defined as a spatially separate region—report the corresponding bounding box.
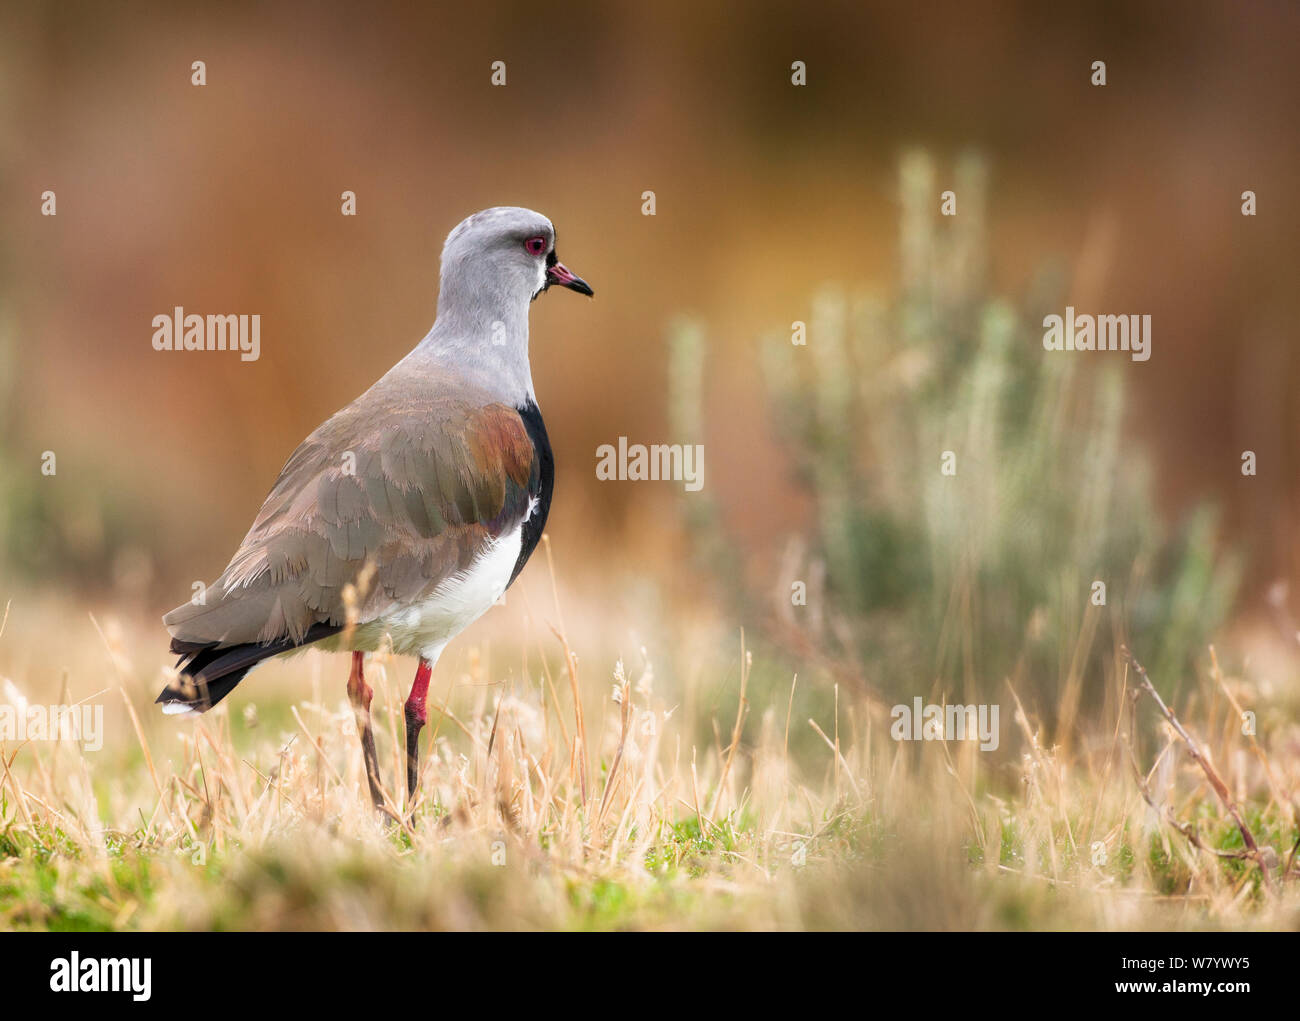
[1,561,1298,931]
[732,152,1243,720]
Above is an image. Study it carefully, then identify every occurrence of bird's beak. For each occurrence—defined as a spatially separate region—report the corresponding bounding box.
[546,259,594,296]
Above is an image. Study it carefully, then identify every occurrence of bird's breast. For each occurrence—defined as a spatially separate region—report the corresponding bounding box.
[351,524,524,660]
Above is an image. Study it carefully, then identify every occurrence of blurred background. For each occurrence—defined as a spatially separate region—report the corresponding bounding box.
[1,0,1298,725]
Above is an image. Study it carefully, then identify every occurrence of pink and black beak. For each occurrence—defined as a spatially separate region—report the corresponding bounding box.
[545,251,594,296]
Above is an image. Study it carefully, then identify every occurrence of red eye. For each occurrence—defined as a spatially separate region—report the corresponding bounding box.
[524,236,547,256]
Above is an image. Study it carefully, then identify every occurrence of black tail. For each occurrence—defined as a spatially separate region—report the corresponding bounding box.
[157,623,341,715]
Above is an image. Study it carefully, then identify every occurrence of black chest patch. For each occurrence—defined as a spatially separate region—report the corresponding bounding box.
[510,399,553,586]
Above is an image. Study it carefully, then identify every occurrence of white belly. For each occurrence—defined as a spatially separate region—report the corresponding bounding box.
[349,525,522,661]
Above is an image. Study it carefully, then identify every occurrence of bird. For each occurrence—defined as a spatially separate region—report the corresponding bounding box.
[155,206,593,813]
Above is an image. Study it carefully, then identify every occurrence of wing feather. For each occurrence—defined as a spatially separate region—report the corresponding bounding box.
[164,377,537,647]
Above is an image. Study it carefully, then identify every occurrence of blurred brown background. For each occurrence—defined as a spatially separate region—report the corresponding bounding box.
[0,0,1297,617]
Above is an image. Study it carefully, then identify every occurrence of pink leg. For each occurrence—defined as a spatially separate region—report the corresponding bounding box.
[404,658,432,802]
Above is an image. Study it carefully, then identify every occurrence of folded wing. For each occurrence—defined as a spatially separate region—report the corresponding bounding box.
[163,378,538,651]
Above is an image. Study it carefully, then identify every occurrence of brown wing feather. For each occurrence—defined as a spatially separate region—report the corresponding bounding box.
[164,378,537,647]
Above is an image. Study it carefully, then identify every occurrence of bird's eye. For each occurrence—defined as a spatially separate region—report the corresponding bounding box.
[523,236,547,256]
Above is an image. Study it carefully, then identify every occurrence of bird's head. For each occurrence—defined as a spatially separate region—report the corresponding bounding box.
[440,206,593,309]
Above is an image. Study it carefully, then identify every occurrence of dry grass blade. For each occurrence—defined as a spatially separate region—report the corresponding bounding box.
[710,632,750,819]
[1122,646,1275,891]
[1207,645,1291,825]
[594,674,632,832]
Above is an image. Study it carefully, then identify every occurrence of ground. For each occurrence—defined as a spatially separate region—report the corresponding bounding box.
[2,568,1297,931]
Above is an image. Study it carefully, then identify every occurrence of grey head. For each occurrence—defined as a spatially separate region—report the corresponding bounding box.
[405,206,593,409]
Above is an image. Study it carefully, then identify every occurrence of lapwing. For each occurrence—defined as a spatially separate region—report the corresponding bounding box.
[156,206,593,811]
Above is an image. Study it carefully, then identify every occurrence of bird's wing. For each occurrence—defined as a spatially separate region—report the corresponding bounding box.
[163,379,538,647]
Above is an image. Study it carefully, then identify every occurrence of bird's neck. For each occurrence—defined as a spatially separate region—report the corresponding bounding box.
[413,284,536,408]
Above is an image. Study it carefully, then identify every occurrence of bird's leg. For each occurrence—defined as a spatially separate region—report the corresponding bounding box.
[404,657,433,805]
[346,651,384,810]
